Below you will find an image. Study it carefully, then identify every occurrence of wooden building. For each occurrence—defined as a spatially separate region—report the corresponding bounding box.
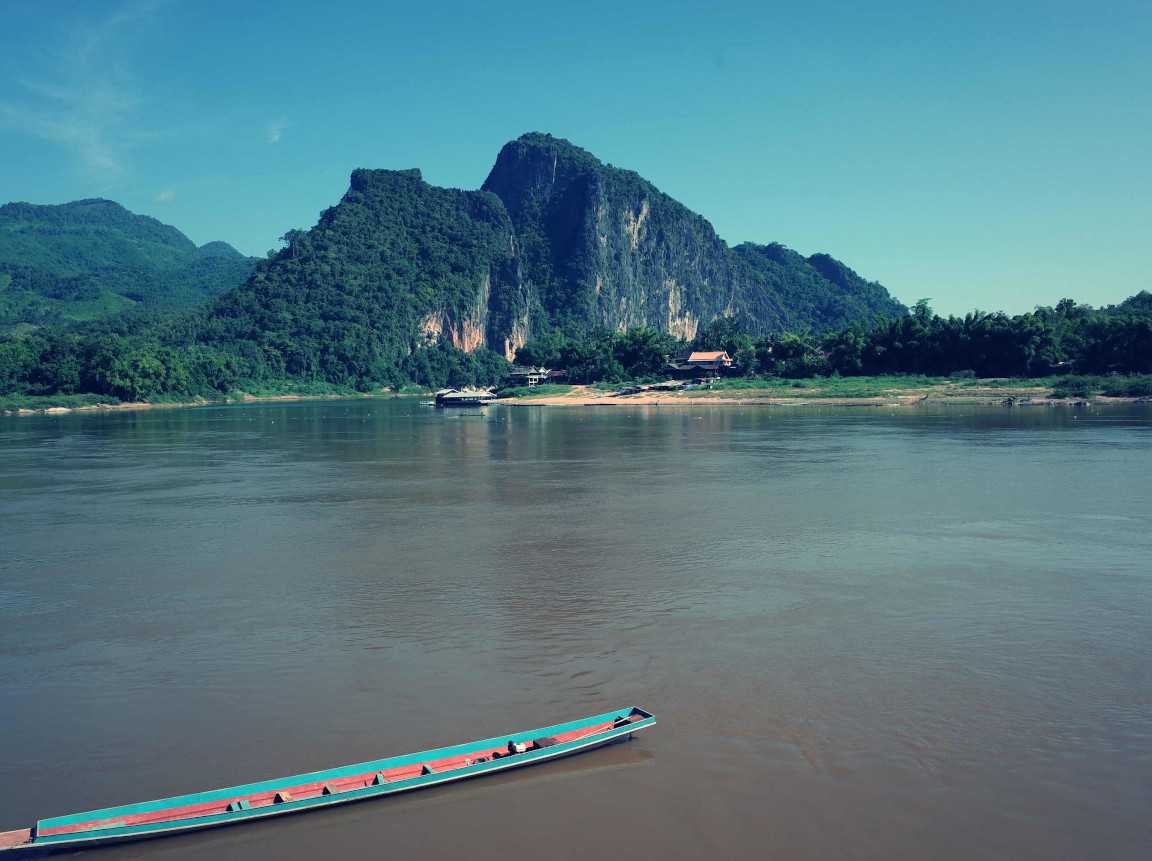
[508,366,554,387]
[664,350,735,377]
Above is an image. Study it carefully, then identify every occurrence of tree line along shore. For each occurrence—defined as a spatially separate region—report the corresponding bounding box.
[2,294,1150,415]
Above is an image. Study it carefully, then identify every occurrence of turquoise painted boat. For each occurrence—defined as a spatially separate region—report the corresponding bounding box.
[0,707,655,855]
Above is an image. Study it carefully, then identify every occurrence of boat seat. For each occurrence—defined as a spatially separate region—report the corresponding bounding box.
[274,792,294,804]
[226,800,250,812]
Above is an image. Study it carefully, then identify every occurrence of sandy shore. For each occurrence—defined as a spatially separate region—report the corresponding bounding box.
[4,385,1146,416]
[495,384,1130,408]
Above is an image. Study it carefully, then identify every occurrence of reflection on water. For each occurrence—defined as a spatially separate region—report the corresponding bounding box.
[1,402,1150,860]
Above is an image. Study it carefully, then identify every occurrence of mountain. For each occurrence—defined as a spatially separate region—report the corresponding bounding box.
[482,133,905,343]
[0,199,257,331]
[179,133,904,382]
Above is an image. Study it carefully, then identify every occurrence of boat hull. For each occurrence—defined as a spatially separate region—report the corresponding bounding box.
[2,707,654,855]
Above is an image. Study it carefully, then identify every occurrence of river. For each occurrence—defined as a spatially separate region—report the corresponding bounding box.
[1,400,1149,859]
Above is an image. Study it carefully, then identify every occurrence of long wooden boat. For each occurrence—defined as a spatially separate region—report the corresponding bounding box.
[0,707,654,855]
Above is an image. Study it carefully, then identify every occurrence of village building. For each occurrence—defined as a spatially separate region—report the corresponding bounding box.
[508,366,554,387]
[664,350,736,378]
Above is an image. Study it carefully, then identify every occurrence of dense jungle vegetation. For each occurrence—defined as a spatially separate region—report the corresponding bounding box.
[2,294,1149,407]
[514,296,1151,382]
[0,199,256,330]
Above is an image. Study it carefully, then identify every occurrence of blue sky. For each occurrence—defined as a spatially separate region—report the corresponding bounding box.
[1,0,1148,316]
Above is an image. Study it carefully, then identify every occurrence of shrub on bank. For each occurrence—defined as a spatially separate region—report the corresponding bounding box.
[496,383,573,398]
[0,393,121,412]
[1101,375,1152,397]
[1050,375,1105,398]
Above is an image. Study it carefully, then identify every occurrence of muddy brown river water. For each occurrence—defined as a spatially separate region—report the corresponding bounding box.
[1,401,1149,860]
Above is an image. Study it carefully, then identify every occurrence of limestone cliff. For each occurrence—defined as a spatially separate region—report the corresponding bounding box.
[482,133,903,340]
[482,134,762,340]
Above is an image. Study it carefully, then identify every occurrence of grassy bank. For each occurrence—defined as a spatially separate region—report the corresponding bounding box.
[0,382,405,415]
[496,383,573,399]
[0,392,123,413]
[5,374,1149,416]
[689,375,1046,401]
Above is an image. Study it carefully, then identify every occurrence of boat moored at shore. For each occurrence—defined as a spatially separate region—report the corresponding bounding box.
[434,389,496,406]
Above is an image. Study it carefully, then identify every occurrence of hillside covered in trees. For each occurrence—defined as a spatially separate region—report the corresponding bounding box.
[151,132,905,388]
[0,199,257,332]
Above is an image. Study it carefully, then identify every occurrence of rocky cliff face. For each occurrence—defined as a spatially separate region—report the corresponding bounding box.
[481,133,903,342]
[482,133,779,341]
[204,134,904,365]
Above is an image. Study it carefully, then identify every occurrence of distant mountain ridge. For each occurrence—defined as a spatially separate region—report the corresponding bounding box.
[179,132,904,379]
[0,199,257,331]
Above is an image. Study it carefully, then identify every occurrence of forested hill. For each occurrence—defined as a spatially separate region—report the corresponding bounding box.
[129,133,906,387]
[0,199,257,332]
[169,168,524,384]
[172,133,905,369]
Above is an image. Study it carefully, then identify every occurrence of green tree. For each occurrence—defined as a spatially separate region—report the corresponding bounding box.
[613,327,679,377]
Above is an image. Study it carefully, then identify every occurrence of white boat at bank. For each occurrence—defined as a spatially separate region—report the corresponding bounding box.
[434,389,496,406]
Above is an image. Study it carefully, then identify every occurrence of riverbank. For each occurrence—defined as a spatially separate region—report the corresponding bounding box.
[497,381,1145,407]
[0,391,391,417]
[4,378,1149,416]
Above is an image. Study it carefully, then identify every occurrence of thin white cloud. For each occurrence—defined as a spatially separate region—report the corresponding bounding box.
[0,0,164,186]
[154,188,175,202]
[266,118,292,144]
